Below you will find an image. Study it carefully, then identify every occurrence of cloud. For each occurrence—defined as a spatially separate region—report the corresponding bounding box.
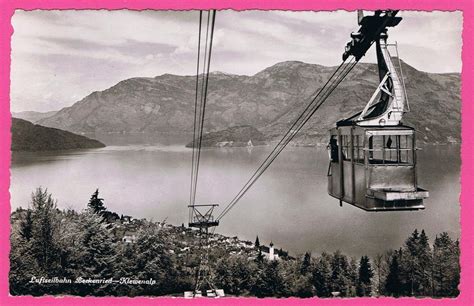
[13,10,198,46]
[10,10,462,112]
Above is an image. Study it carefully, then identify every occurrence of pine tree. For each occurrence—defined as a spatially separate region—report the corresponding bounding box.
[312,253,332,297]
[418,230,432,295]
[216,255,258,295]
[77,210,116,295]
[452,240,461,297]
[88,189,106,215]
[330,250,350,296]
[19,209,33,241]
[292,273,315,297]
[432,232,460,297]
[255,237,264,263]
[133,224,177,296]
[113,243,140,296]
[10,208,40,295]
[401,229,419,295]
[400,229,432,296]
[215,257,236,294]
[30,188,60,274]
[373,253,387,296]
[258,260,286,297]
[255,236,260,248]
[356,255,374,296]
[347,257,358,296]
[300,252,312,275]
[385,254,402,297]
[56,209,86,283]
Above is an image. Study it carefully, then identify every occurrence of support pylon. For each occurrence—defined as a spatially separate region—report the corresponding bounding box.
[185,204,224,298]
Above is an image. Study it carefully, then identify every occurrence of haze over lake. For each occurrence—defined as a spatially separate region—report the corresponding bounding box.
[10,134,460,257]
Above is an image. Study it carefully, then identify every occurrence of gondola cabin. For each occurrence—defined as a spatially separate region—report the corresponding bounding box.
[327,10,429,211]
[327,124,428,211]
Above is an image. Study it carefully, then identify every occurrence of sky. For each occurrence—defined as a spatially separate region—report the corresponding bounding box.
[10,10,462,112]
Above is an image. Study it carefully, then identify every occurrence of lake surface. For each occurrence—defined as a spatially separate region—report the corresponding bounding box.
[10,134,460,258]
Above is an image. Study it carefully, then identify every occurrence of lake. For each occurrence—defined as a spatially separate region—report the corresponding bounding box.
[10,134,460,258]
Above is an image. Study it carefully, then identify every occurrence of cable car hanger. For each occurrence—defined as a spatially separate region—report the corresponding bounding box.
[329,10,428,211]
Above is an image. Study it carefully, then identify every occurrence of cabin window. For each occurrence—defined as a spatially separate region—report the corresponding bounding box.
[328,136,339,162]
[341,135,351,161]
[367,134,413,165]
[337,134,364,163]
[353,135,364,164]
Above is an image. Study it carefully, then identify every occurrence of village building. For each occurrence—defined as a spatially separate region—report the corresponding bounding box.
[261,241,280,261]
[122,230,137,243]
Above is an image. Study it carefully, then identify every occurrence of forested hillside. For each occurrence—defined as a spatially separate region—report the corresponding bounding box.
[9,188,460,297]
[11,118,105,151]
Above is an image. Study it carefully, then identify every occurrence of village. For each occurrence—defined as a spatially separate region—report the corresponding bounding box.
[110,212,290,262]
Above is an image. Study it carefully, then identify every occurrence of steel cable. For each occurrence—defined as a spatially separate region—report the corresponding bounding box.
[189,10,216,209]
[217,58,357,221]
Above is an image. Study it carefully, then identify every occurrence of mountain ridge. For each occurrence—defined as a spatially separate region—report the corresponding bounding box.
[37,60,460,145]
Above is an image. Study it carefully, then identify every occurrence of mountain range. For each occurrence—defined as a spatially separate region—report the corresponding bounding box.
[28,60,459,145]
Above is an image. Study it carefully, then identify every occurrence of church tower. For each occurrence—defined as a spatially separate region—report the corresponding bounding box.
[269,241,275,261]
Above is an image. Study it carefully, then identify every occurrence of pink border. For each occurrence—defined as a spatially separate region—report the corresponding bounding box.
[0,0,473,305]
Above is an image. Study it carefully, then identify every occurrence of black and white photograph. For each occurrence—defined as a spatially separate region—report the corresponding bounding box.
[8,9,461,298]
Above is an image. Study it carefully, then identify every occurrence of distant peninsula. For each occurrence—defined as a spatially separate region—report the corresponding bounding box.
[186,125,266,148]
[11,117,105,152]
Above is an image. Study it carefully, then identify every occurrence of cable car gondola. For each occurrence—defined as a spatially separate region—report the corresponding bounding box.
[327,11,429,211]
